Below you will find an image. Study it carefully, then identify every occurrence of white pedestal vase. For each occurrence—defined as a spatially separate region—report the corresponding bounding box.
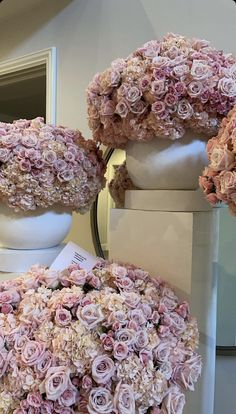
[109,190,219,414]
[126,131,208,190]
[0,205,72,272]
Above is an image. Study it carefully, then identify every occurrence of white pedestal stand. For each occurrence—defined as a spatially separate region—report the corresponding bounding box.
[109,189,219,414]
[0,244,65,274]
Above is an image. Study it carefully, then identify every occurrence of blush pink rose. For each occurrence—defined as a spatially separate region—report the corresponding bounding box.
[113,342,129,361]
[88,387,113,414]
[27,392,42,407]
[161,386,185,414]
[209,146,235,171]
[91,355,115,384]
[173,355,202,391]
[76,304,104,329]
[21,341,45,366]
[55,308,72,327]
[58,383,78,407]
[81,375,93,391]
[43,366,70,401]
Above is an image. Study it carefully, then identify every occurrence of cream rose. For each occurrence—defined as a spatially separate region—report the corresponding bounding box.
[209,146,235,171]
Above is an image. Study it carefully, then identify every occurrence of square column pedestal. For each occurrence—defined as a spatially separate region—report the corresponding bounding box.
[109,189,219,414]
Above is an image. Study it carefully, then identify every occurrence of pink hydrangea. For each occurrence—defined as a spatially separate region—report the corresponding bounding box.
[0,261,201,413]
[87,33,236,148]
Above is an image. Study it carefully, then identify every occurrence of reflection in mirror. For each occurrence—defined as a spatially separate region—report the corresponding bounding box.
[0,65,46,122]
[97,149,125,259]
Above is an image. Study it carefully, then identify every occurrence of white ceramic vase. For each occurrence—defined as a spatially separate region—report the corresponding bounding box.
[126,131,208,190]
[0,205,72,249]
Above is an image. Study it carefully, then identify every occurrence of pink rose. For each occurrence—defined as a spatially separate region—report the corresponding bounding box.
[130,100,147,115]
[0,350,11,377]
[43,366,70,401]
[134,330,149,350]
[187,81,203,98]
[128,309,146,325]
[173,64,189,78]
[115,100,129,118]
[165,93,178,107]
[0,289,20,304]
[55,308,72,327]
[113,342,129,361]
[77,304,104,329]
[209,146,234,171]
[115,277,134,291]
[152,101,166,115]
[116,329,135,345]
[126,86,142,103]
[91,355,115,384]
[218,77,236,97]
[139,76,150,91]
[176,302,189,319]
[123,292,140,308]
[177,99,193,120]
[154,341,171,362]
[0,148,11,162]
[58,383,78,407]
[101,101,116,116]
[81,375,93,391]
[162,312,186,336]
[21,341,45,366]
[110,264,127,278]
[162,386,185,414]
[27,393,42,407]
[101,334,114,351]
[175,82,187,96]
[173,355,202,391]
[191,60,212,80]
[43,150,57,164]
[206,193,219,205]
[19,159,32,172]
[88,387,113,414]
[151,80,167,96]
[114,383,135,414]
[220,171,236,193]
[36,350,52,375]
[41,401,54,414]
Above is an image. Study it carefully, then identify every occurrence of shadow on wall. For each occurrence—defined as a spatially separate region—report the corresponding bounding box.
[0,0,73,60]
[217,264,236,346]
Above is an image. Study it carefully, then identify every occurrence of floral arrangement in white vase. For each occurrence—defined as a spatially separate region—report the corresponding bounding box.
[87,33,236,148]
[0,117,106,213]
[199,105,236,214]
[0,260,201,414]
[87,33,236,190]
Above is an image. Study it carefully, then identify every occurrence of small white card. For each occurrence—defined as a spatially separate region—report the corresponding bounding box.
[50,242,98,271]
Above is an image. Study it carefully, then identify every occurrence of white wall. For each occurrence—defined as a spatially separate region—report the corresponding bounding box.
[0,0,236,254]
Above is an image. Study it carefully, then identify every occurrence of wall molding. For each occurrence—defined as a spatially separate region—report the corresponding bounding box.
[0,48,57,124]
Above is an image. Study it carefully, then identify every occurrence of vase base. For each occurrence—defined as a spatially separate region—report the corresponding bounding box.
[0,244,65,273]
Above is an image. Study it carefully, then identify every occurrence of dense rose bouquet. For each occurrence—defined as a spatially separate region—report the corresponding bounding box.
[0,260,201,414]
[87,33,236,148]
[199,106,236,214]
[109,161,136,207]
[0,118,106,212]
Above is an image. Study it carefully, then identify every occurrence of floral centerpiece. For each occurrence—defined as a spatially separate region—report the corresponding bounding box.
[199,106,236,214]
[87,33,236,147]
[109,161,136,207]
[0,260,201,413]
[87,33,236,190]
[0,117,106,213]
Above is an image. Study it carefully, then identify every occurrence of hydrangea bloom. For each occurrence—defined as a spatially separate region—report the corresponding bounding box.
[0,260,201,413]
[109,161,136,207]
[87,33,236,148]
[0,118,106,212]
[199,106,236,214]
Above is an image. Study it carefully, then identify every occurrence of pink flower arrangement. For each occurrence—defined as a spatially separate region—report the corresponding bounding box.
[199,106,236,214]
[0,117,106,212]
[109,161,136,207]
[87,33,236,148]
[0,260,201,413]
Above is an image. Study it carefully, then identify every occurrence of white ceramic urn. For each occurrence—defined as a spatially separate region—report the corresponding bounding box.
[126,131,208,190]
[0,205,72,249]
